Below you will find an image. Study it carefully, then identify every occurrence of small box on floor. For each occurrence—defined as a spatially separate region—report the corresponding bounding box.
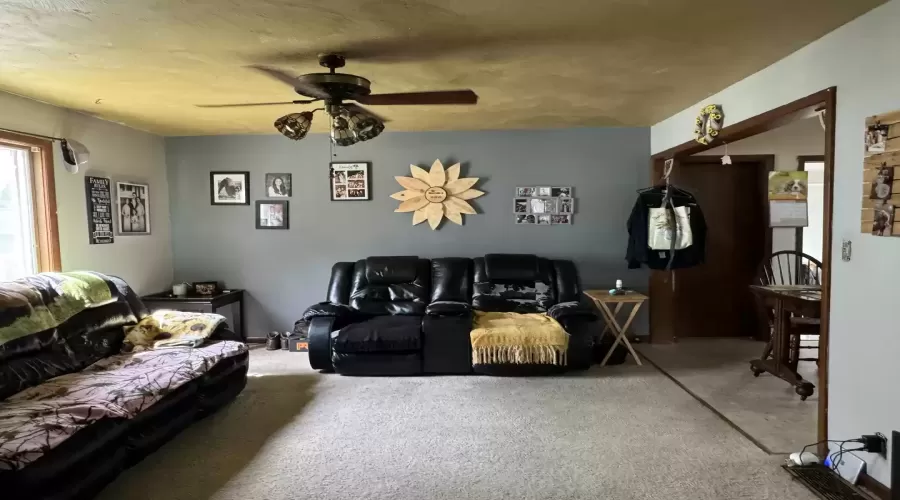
[288,334,308,352]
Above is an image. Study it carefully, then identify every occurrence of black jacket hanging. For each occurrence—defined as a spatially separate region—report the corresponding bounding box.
[626,186,707,270]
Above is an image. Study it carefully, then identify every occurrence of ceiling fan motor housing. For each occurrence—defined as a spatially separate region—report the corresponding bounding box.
[295,73,371,100]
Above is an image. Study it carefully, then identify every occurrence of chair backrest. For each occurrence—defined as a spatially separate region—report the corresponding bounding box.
[757,250,823,286]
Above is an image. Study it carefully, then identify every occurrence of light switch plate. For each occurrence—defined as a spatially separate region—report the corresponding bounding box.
[841,239,852,262]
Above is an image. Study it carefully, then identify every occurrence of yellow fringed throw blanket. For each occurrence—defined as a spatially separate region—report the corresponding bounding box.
[470,311,569,366]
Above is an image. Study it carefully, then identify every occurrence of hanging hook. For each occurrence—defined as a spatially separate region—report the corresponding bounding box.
[663,158,674,184]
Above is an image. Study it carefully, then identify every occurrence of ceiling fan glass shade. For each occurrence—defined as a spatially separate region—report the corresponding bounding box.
[274,112,313,140]
[330,115,359,147]
[343,107,385,142]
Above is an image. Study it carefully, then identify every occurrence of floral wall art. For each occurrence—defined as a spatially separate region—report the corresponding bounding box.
[392,160,484,230]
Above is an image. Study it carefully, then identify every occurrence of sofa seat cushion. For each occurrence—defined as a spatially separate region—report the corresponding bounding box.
[331,315,422,354]
[0,340,247,471]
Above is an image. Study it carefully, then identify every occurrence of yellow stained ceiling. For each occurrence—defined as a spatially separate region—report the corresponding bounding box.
[0,0,884,136]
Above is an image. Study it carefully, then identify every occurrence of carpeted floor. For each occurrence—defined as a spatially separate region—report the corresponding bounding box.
[637,338,818,454]
[96,347,816,500]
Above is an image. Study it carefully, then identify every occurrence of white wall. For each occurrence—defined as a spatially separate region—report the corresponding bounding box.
[651,0,900,485]
[0,91,173,294]
[699,117,825,253]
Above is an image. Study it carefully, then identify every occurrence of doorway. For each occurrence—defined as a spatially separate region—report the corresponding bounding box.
[660,155,773,339]
[643,88,836,454]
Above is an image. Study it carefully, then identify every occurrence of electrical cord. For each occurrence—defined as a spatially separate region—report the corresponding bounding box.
[794,438,863,466]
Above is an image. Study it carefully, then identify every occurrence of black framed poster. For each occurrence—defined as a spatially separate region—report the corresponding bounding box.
[85,176,114,244]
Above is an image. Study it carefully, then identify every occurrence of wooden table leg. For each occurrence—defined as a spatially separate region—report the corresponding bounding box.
[749,297,815,399]
[597,301,643,367]
[597,302,624,343]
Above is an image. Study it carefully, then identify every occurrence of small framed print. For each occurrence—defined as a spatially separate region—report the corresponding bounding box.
[529,197,555,214]
[256,200,289,229]
[536,186,551,197]
[211,171,249,205]
[514,198,529,213]
[551,186,572,198]
[116,181,150,235]
[557,197,574,213]
[536,214,552,225]
[516,186,535,197]
[331,162,370,201]
[516,214,536,224]
[551,214,572,225]
[265,173,292,197]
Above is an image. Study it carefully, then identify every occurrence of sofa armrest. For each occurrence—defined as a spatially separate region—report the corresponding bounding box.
[301,302,359,321]
[425,301,472,317]
[308,316,336,372]
[547,301,598,322]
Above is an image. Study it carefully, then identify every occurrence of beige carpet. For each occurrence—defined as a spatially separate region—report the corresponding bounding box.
[95,347,816,500]
[637,338,818,454]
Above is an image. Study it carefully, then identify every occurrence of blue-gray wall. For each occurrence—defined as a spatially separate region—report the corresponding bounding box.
[165,128,650,338]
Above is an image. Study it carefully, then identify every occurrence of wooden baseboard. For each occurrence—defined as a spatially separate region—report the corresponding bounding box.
[859,471,890,500]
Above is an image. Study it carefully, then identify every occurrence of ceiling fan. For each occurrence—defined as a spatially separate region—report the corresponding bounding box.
[196,54,478,146]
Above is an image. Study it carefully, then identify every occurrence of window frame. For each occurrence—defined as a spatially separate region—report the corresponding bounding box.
[0,131,61,273]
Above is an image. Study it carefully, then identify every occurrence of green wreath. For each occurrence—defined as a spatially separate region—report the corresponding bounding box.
[694,104,724,145]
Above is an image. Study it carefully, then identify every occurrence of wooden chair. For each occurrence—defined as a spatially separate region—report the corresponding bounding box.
[755,251,823,367]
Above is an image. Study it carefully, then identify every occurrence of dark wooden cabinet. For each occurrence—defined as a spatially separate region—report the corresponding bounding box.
[141,289,245,341]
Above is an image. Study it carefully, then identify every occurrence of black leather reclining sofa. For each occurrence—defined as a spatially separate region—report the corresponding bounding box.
[301,254,623,376]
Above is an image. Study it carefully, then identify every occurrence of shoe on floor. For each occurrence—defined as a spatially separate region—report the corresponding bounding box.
[280,331,291,351]
[266,331,281,350]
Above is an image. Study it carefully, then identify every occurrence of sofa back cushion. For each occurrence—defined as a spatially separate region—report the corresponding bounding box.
[349,257,431,315]
[472,254,557,313]
[326,262,356,305]
[430,258,474,303]
[0,273,146,401]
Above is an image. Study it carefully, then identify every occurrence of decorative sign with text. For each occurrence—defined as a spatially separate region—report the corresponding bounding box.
[85,176,114,244]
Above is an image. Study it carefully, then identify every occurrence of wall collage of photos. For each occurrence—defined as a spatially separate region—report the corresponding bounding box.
[863,109,900,237]
[514,186,574,225]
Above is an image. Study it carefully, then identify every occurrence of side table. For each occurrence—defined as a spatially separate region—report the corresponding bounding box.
[583,289,647,366]
[141,289,245,341]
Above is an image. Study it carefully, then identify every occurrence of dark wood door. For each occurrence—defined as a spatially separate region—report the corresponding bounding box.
[665,156,771,338]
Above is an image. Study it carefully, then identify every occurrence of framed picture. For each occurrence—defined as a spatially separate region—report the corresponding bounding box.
[557,197,574,213]
[530,198,555,214]
[116,181,150,235]
[265,173,292,197]
[516,187,535,197]
[536,186,551,197]
[211,171,249,205]
[330,162,370,201]
[551,186,573,198]
[536,214,552,225]
[551,214,572,225]
[514,198,528,213]
[516,214,536,224]
[256,200,289,229]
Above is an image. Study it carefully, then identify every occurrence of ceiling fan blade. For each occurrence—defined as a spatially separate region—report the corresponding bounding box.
[344,103,389,123]
[195,99,318,108]
[258,31,577,64]
[246,65,330,99]
[355,90,477,106]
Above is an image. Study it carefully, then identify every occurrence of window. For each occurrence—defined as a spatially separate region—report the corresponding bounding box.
[0,131,60,281]
[800,158,825,262]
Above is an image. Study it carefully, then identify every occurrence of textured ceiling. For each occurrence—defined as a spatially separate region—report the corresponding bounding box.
[0,0,884,136]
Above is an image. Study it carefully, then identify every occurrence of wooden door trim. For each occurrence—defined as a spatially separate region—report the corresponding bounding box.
[647,87,836,453]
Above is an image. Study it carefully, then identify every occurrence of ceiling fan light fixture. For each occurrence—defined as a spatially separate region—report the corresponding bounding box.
[274,111,313,140]
[330,115,359,147]
[344,107,385,142]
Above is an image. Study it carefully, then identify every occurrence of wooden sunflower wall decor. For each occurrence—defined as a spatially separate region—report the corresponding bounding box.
[392,159,484,230]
